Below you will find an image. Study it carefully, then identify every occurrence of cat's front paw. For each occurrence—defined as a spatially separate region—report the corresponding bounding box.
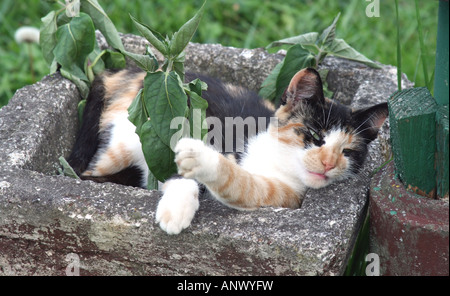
[156,179,199,235]
[174,138,219,182]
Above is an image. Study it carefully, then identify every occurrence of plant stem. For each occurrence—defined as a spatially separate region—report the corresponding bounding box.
[27,43,36,83]
[370,155,394,178]
[394,0,402,91]
[415,0,429,89]
[87,49,107,79]
[166,59,174,73]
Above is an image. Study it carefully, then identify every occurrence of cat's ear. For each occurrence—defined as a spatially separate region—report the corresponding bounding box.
[280,68,325,107]
[352,102,389,142]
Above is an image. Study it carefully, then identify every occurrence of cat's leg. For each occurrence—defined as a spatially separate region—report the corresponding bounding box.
[155,177,200,235]
[175,138,301,209]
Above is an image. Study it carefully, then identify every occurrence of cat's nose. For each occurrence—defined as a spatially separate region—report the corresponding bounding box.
[322,161,336,172]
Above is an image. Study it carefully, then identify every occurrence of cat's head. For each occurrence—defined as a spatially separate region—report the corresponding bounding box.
[271,68,388,189]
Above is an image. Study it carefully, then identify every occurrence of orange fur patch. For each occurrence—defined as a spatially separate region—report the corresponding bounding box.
[208,155,300,209]
[277,122,304,133]
[99,71,146,131]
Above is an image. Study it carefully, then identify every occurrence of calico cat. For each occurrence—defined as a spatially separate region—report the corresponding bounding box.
[68,67,388,235]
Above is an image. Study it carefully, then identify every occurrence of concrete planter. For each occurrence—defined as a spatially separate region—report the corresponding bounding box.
[370,162,449,276]
[0,33,409,275]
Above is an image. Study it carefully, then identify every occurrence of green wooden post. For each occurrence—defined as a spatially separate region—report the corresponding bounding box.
[434,0,449,106]
[436,105,449,199]
[434,1,449,199]
[389,1,449,199]
[389,88,438,198]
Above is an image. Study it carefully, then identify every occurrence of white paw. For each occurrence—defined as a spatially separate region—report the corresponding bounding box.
[174,138,219,182]
[155,179,199,235]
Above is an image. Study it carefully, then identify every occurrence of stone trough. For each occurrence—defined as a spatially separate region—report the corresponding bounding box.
[0,33,411,276]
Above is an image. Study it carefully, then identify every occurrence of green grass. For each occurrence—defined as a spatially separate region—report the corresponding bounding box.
[0,0,438,107]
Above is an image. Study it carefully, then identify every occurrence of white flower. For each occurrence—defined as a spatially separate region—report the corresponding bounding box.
[14,26,40,44]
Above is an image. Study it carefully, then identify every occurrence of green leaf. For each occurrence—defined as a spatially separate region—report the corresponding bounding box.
[258,61,284,101]
[316,12,340,48]
[140,120,177,182]
[59,156,80,179]
[146,170,159,190]
[274,44,316,104]
[185,80,208,140]
[128,88,148,135]
[60,68,90,99]
[144,71,188,146]
[260,44,316,104]
[265,13,379,69]
[324,38,381,68]
[318,69,334,98]
[40,10,58,66]
[172,51,186,81]
[186,78,208,95]
[130,14,168,55]
[121,50,158,72]
[173,62,185,82]
[77,99,86,125]
[56,12,71,27]
[80,0,125,51]
[102,50,126,69]
[188,92,208,140]
[53,12,95,82]
[170,1,205,57]
[86,44,105,79]
[266,32,319,51]
[314,13,340,65]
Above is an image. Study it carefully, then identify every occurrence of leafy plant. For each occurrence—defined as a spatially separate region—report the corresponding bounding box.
[259,13,380,105]
[42,0,207,188]
[126,2,208,189]
[40,0,127,101]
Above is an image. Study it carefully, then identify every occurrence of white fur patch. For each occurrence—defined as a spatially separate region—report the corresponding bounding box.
[87,114,149,187]
[323,129,347,148]
[114,116,149,187]
[156,178,200,235]
[241,132,306,194]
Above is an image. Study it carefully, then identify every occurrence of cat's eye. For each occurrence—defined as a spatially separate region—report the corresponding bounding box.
[342,148,353,155]
[309,129,321,141]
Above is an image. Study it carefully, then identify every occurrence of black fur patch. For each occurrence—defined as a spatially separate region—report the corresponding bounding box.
[81,165,145,188]
[186,73,274,157]
[67,73,108,176]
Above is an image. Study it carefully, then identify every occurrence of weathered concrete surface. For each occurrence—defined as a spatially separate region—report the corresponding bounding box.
[0,33,410,275]
[370,162,449,276]
[0,74,79,175]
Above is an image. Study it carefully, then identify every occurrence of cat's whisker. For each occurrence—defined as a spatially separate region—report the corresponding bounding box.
[353,112,377,134]
[325,101,334,129]
[321,103,327,128]
[312,114,325,130]
[353,126,377,138]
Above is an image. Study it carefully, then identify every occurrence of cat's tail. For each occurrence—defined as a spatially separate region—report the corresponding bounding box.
[67,74,106,176]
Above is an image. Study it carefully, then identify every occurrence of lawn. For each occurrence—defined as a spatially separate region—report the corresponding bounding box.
[0,0,438,107]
